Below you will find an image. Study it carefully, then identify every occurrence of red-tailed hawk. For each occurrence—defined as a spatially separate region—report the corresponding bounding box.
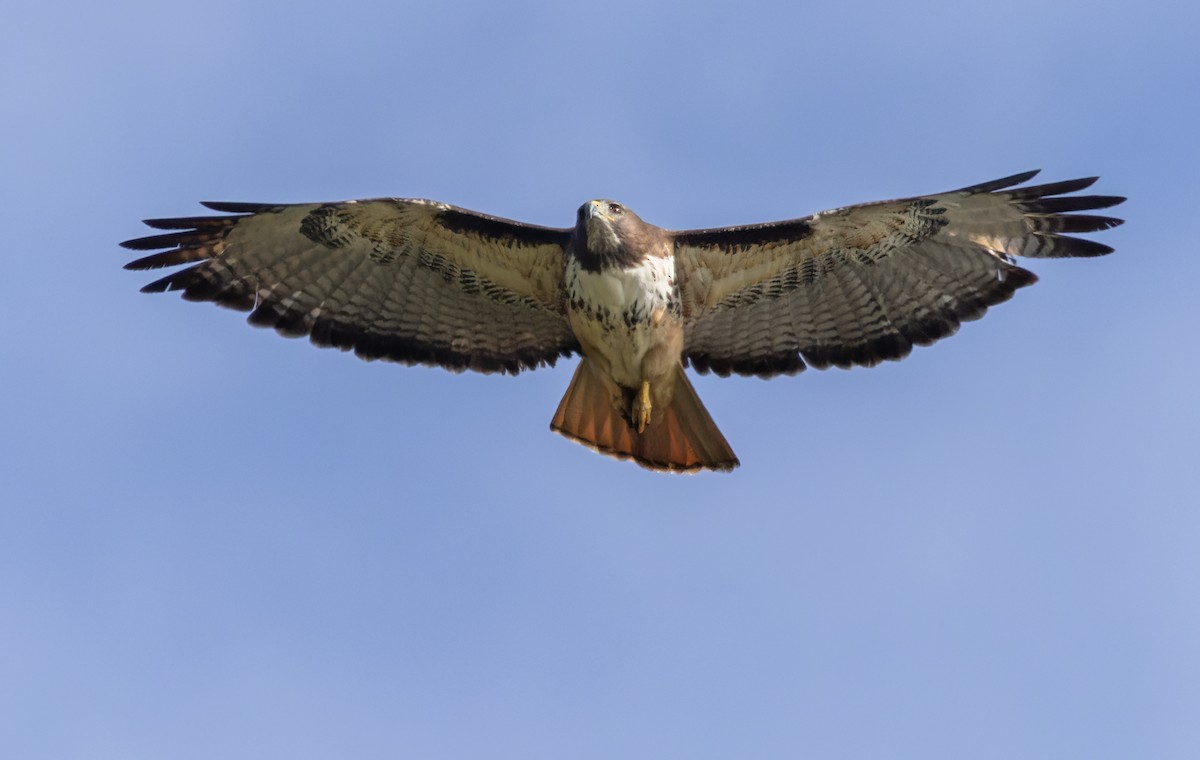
[121,170,1124,472]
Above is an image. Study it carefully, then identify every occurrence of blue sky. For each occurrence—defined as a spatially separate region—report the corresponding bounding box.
[3,1,1197,757]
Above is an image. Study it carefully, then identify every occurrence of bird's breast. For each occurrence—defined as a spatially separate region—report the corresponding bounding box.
[566,254,679,327]
[564,254,682,387]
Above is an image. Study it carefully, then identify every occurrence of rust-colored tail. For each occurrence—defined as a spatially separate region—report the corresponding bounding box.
[549,359,739,473]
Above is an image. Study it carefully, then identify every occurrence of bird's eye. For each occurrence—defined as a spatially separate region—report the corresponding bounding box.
[608,203,623,214]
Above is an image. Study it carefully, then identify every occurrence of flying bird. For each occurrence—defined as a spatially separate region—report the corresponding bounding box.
[121,170,1124,472]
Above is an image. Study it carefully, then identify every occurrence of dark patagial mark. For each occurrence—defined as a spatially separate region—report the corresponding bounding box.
[435,207,570,247]
[674,218,813,251]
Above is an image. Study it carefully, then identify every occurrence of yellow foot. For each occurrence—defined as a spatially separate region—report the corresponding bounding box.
[632,380,652,433]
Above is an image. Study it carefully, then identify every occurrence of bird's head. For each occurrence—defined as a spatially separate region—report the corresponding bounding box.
[577,199,638,255]
[569,199,667,271]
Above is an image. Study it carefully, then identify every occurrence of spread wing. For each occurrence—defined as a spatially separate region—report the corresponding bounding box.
[122,199,578,374]
[673,171,1125,376]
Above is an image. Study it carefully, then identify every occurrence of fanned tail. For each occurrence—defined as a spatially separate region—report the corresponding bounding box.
[550,360,739,473]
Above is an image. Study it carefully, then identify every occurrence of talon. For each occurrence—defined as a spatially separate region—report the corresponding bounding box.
[632,380,652,433]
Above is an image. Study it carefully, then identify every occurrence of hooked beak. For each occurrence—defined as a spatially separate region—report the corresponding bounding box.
[586,200,608,220]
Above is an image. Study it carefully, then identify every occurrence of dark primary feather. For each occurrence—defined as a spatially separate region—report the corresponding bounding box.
[121,199,578,374]
[951,169,1042,193]
[674,171,1125,377]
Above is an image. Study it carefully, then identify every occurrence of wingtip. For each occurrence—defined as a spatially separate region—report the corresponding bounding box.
[138,279,170,294]
[141,216,193,230]
[956,170,1041,194]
